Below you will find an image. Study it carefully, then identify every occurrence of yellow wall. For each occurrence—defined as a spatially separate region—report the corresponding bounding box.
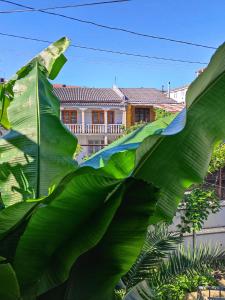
[126,105,155,127]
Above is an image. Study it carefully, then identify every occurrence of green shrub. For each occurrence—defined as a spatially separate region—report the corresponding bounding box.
[159,270,217,300]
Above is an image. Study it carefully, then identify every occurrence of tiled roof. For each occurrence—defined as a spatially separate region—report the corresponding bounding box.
[153,103,185,113]
[54,86,177,106]
[170,85,189,92]
[53,87,122,104]
[119,88,176,104]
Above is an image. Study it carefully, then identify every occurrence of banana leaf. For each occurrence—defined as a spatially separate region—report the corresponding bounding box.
[0,37,77,207]
[10,40,225,300]
[59,42,225,299]
[0,257,20,300]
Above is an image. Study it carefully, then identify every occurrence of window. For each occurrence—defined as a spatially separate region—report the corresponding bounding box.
[92,111,104,124]
[62,110,77,124]
[88,140,104,155]
[107,111,115,124]
[135,108,150,123]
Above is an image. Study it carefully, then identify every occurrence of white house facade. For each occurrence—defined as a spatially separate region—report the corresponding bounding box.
[54,85,183,159]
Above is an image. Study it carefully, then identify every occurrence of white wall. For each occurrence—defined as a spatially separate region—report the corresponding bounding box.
[170,88,188,103]
[61,107,124,124]
[169,201,225,248]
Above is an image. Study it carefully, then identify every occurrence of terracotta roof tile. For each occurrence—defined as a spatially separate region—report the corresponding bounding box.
[54,86,178,106]
[153,103,185,113]
[119,88,176,104]
[53,87,122,104]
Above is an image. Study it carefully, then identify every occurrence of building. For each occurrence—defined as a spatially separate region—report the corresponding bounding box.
[169,85,189,103]
[54,85,183,158]
[169,69,205,104]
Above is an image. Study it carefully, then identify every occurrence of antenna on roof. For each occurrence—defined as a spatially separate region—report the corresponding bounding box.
[167,81,171,98]
[114,76,117,86]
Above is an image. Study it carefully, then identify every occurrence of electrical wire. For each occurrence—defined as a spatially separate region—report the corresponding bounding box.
[0,32,208,65]
[0,0,131,13]
[0,0,217,50]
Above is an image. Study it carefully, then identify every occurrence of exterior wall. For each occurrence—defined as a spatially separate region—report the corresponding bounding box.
[126,104,132,127]
[61,107,124,124]
[183,231,225,249]
[75,134,120,161]
[170,88,188,103]
[169,201,225,249]
[150,107,156,122]
[62,106,124,161]
[128,105,155,126]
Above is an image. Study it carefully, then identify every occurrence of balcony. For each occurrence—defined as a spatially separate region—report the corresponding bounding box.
[65,124,124,135]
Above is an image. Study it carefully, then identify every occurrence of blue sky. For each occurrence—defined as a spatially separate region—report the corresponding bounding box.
[1,0,225,90]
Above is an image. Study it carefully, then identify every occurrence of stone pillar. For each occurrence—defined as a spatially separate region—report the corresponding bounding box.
[104,110,108,146]
[60,107,64,122]
[104,135,108,147]
[80,108,86,133]
[104,110,108,134]
[122,108,127,128]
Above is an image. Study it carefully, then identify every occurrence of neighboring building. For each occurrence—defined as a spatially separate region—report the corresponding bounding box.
[54,85,183,158]
[169,69,205,104]
[169,85,189,103]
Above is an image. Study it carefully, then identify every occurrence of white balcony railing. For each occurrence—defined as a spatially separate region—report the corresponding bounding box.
[108,124,124,134]
[86,124,106,134]
[66,124,82,134]
[65,123,124,135]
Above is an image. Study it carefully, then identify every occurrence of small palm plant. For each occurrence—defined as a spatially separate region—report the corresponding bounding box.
[122,224,225,299]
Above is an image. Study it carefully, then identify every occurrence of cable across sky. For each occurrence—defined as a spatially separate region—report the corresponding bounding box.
[0,0,217,50]
[0,0,131,13]
[0,32,208,65]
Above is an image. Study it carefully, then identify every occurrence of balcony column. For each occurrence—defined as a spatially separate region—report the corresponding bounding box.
[80,108,87,133]
[121,107,127,129]
[104,110,108,146]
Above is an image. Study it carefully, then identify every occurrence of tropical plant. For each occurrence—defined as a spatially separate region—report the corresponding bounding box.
[209,142,225,173]
[1,37,225,300]
[123,223,182,292]
[154,108,174,121]
[177,187,221,234]
[156,271,217,300]
[136,245,225,300]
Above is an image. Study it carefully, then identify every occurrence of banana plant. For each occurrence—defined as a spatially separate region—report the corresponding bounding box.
[1,38,225,300]
[0,37,77,207]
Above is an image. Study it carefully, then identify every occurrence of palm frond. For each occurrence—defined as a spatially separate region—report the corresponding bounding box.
[123,223,182,290]
[136,244,225,299]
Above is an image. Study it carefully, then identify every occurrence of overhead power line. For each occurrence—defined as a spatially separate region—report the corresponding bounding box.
[0,0,131,13]
[0,0,217,50]
[0,31,208,65]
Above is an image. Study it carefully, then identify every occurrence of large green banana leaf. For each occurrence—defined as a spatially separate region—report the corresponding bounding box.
[0,37,77,207]
[14,167,122,295]
[11,118,173,296]
[70,43,225,300]
[0,257,20,300]
[53,41,225,300]
[4,40,225,300]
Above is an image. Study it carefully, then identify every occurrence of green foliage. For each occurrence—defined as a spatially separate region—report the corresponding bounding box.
[136,245,225,299]
[122,122,145,134]
[0,257,21,300]
[0,37,77,207]
[154,108,174,121]
[115,289,126,300]
[74,143,83,158]
[208,142,225,173]
[1,38,225,300]
[177,187,221,233]
[123,223,182,291]
[159,271,216,300]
